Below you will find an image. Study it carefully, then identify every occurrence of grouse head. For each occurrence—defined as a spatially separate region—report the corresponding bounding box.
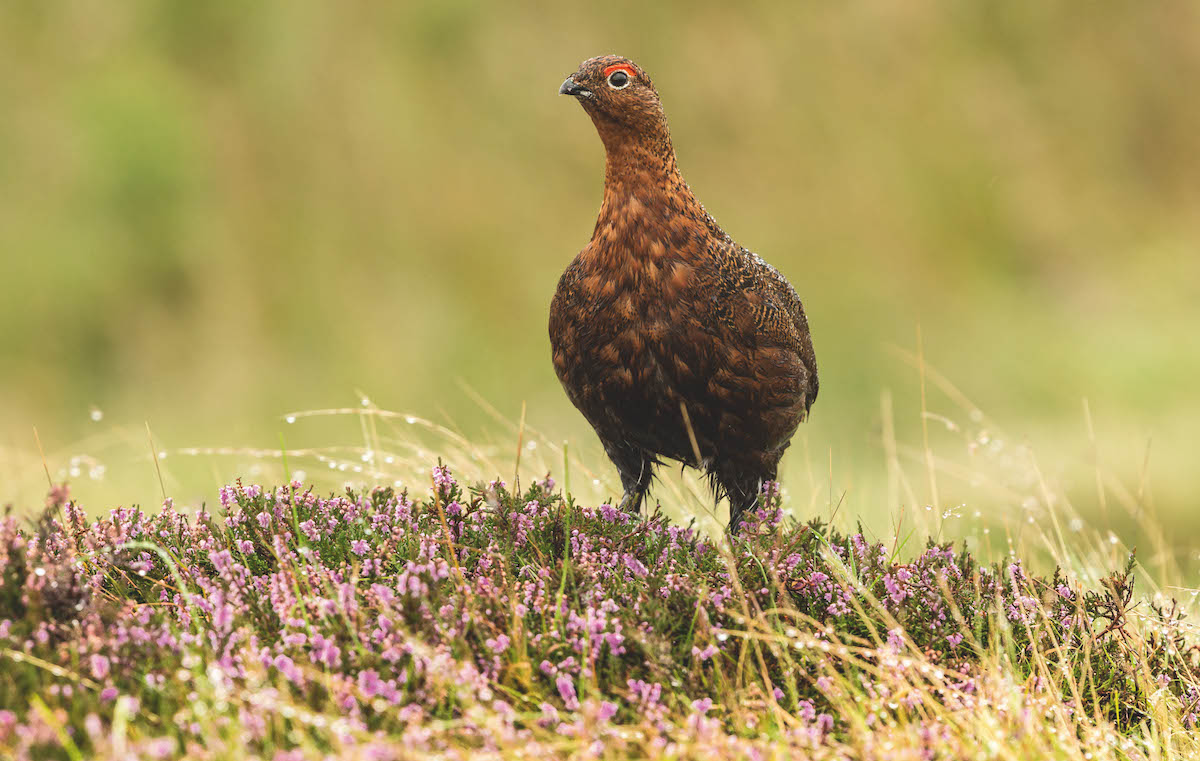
[559,55,671,157]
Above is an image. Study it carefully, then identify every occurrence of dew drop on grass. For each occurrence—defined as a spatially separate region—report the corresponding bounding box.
[526,441,537,451]
[89,407,104,422]
[361,397,371,407]
[285,415,297,424]
[404,416,417,424]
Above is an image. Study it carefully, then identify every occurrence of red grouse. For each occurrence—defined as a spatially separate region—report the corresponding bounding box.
[550,55,818,533]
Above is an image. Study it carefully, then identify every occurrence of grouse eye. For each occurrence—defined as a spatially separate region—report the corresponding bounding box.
[607,70,630,89]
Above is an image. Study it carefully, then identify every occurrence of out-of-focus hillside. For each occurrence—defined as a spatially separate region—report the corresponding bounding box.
[1,2,1197,554]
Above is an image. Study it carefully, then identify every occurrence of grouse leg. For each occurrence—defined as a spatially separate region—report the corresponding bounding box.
[603,440,655,515]
[719,462,778,535]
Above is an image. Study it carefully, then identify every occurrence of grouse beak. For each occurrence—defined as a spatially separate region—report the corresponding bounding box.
[559,76,592,98]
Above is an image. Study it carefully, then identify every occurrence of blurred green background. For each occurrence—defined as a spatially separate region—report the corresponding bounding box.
[1,2,1198,563]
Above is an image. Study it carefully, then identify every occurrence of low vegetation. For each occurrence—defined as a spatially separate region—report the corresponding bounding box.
[0,464,1196,760]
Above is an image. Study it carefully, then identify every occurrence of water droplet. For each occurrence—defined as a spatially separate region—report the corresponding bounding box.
[361,397,371,407]
[285,415,297,424]
[404,416,417,424]
[157,451,168,459]
[89,407,104,422]
[34,567,46,577]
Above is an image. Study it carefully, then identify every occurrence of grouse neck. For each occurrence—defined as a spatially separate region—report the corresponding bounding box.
[602,137,680,193]
[596,137,720,249]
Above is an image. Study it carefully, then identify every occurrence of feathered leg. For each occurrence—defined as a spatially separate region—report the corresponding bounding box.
[717,459,779,534]
[602,439,655,515]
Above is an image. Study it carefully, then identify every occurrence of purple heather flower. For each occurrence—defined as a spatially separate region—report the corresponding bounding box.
[538,703,559,727]
[797,699,816,721]
[351,539,370,556]
[433,465,457,493]
[598,503,624,523]
[691,644,719,662]
[556,675,580,710]
[597,701,618,722]
[485,634,510,653]
[298,520,320,541]
[89,653,111,680]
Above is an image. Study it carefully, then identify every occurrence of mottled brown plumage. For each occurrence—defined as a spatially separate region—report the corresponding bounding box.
[549,55,818,532]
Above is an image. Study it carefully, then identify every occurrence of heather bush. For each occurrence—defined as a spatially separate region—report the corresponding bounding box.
[0,466,1196,760]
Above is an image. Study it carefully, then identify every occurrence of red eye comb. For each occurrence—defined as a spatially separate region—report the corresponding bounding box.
[602,63,637,79]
